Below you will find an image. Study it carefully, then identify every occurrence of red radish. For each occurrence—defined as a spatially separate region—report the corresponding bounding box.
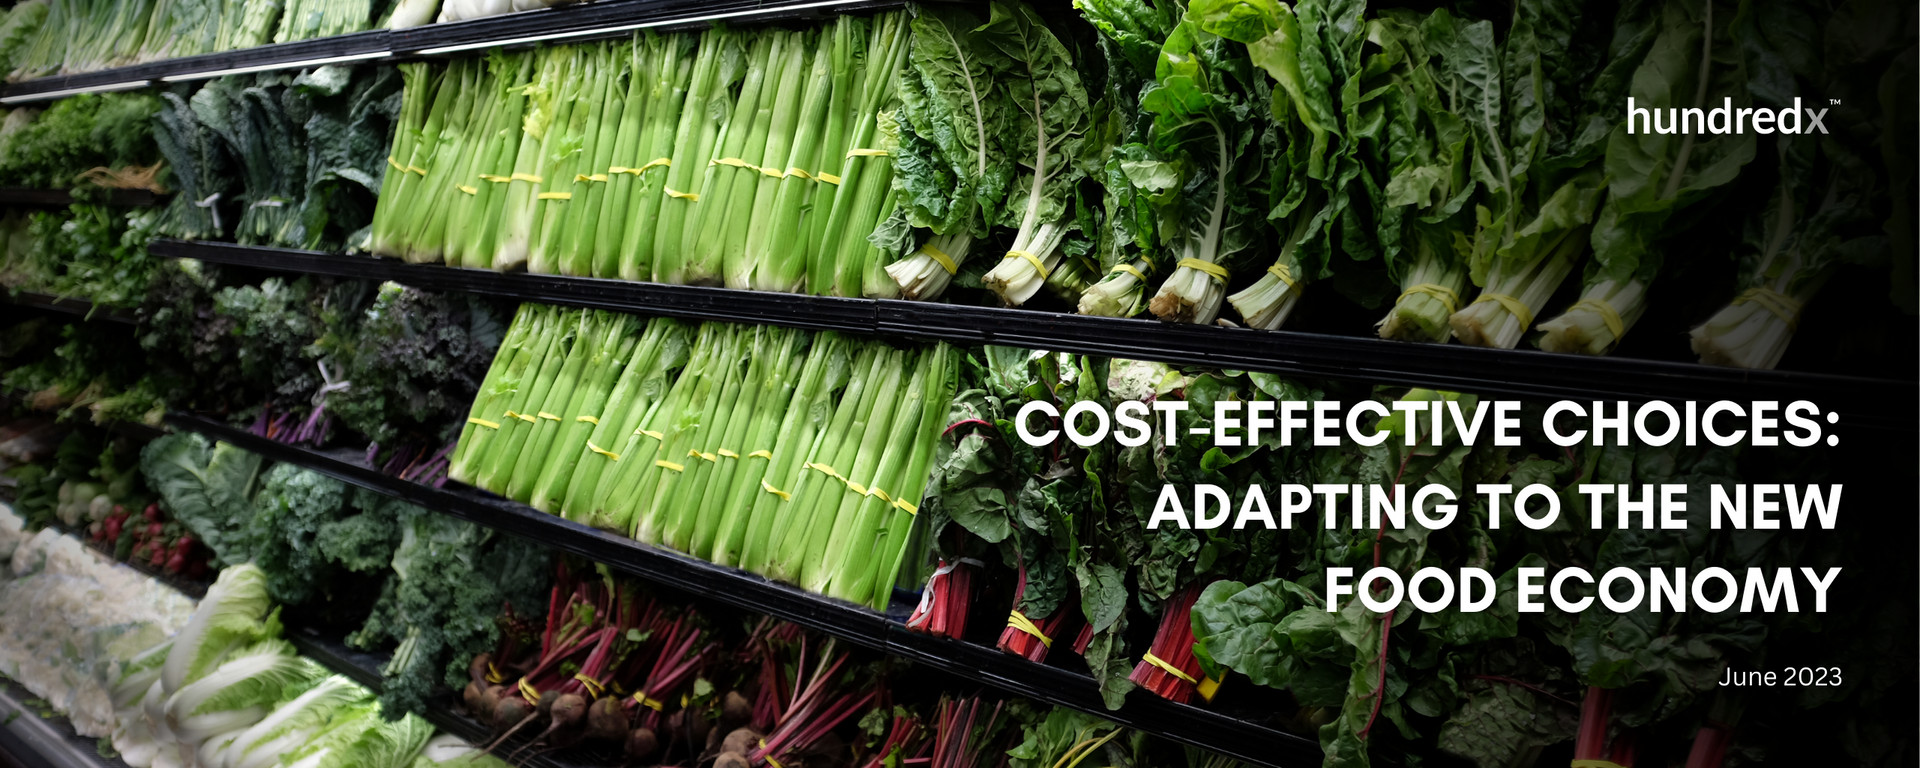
[146,522,164,538]
[143,504,160,522]
[165,552,187,574]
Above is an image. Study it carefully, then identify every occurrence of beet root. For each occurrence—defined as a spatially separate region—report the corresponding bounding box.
[721,728,762,757]
[492,696,533,733]
[624,728,660,761]
[585,697,628,741]
[469,652,493,688]
[688,710,713,751]
[713,753,751,768]
[720,691,752,729]
[463,680,488,716]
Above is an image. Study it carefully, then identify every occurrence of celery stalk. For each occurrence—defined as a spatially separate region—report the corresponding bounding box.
[731,30,822,290]
[658,326,753,551]
[449,303,542,482]
[761,341,880,583]
[614,34,697,281]
[622,323,728,542]
[368,63,434,256]
[558,44,627,277]
[794,347,905,591]
[861,342,958,609]
[401,60,482,264]
[736,332,851,574]
[816,347,928,599]
[558,318,691,524]
[596,323,715,535]
[685,31,777,284]
[472,308,579,492]
[705,328,810,566]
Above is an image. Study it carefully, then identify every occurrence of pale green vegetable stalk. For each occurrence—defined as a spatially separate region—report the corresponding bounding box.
[821,345,938,604]
[614,322,726,541]
[858,342,957,609]
[637,28,728,284]
[1376,236,1469,342]
[513,311,638,505]
[1227,210,1316,329]
[760,340,882,583]
[448,52,534,269]
[529,44,605,274]
[450,303,546,484]
[683,327,793,559]
[401,60,482,264]
[501,308,604,501]
[797,347,907,592]
[497,49,576,272]
[733,30,829,291]
[749,19,849,294]
[658,326,753,551]
[692,327,808,561]
[735,332,852,574]
[557,318,691,524]
[556,43,628,277]
[812,13,911,297]
[685,30,778,286]
[802,20,866,294]
[471,308,579,492]
[655,28,746,277]
[367,63,435,256]
[613,33,698,281]
[594,323,714,535]
[594,35,668,278]
[693,28,792,288]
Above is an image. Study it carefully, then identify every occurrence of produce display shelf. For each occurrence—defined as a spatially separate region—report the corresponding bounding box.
[285,628,593,768]
[0,677,126,768]
[153,238,1920,431]
[0,0,911,102]
[0,189,162,207]
[168,412,1328,768]
[2,292,138,325]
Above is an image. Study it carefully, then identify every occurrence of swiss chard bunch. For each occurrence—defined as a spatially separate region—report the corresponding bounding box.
[1073,0,1176,319]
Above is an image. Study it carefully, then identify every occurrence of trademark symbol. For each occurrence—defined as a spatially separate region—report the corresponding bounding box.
[1829,98,1842,105]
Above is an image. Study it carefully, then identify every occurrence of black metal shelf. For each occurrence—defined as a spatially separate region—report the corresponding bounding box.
[0,188,162,207]
[166,411,1326,768]
[152,238,1919,431]
[0,0,907,102]
[3,291,138,325]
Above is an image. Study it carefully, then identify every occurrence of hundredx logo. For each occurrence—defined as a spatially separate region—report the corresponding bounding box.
[1626,97,1832,135]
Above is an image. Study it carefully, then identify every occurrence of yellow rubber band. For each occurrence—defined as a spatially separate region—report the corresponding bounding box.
[1568,297,1624,339]
[1196,674,1223,702]
[480,174,511,183]
[573,674,603,699]
[638,157,671,172]
[785,167,812,180]
[665,188,699,201]
[846,148,890,158]
[761,741,785,768]
[760,479,791,501]
[1005,250,1049,280]
[538,412,561,421]
[537,192,572,200]
[1397,282,1458,315]
[511,172,542,183]
[457,185,479,195]
[1141,651,1197,684]
[919,242,957,275]
[1265,263,1296,288]
[587,441,620,461]
[866,486,891,502]
[636,428,664,440]
[1570,762,1630,768]
[710,157,759,172]
[504,411,537,423]
[1006,611,1053,648]
[1179,257,1229,283]
[816,172,841,185]
[576,415,599,425]
[717,449,739,459]
[747,449,772,459]
[1111,263,1147,282]
[1732,286,1802,332]
[631,692,664,711]
[576,173,609,182]
[1470,292,1536,330]
[655,460,684,473]
[468,417,500,429]
[759,165,786,178]
[806,462,843,480]
[846,481,869,495]
[486,663,505,684]
[608,166,637,175]
[517,678,540,704]
[893,497,917,515]
[387,156,405,171]
[689,449,717,463]
[407,166,427,176]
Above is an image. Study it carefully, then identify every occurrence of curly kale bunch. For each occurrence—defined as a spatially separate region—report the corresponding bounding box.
[137,259,246,415]
[349,504,550,719]
[324,282,509,447]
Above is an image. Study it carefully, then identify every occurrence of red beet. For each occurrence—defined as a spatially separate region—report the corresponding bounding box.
[585,697,627,741]
[469,653,493,688]
[624,728,659,761]
[492,695,532,731]
[713,753,750,768]
[721,728,761,757]
[720,691,751,729]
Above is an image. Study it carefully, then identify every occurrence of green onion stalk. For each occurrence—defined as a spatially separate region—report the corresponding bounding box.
[556,41,631,277]
[735,28,835,293]
[760,340,883,584]
[449,303,548,484]
[734,332,852,574]
[557,318,691,524]
[639,28,729,284]
[812,12,911,298]
[605,33,691,280]
[693,29,793,288]
[795,347,908,593]
[400,59,482,264]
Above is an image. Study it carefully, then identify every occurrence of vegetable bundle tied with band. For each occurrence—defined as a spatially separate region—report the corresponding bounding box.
[450,303,958,610]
